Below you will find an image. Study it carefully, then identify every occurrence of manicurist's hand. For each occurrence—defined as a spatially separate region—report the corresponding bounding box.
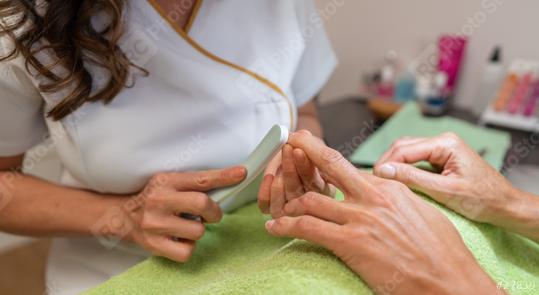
[258,130,334,218]
[265,132,502,295]
[374,132,539,242]
[123,166,246,263]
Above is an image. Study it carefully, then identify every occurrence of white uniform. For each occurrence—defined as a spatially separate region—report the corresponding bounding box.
[0,0,337,293]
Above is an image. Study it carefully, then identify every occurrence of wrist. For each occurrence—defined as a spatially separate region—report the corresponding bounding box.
[459,261,503,294]
[90,193,140,244]
[408,255,500,295]
[438,254,501,295]
[497,185,539,241]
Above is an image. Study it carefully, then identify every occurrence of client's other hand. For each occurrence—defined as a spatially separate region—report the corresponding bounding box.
[374,132,539,243]
[265,132,501,295]
[374,132,516,224]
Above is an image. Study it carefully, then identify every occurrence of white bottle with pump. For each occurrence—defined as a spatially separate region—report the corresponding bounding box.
[475,46,505,115]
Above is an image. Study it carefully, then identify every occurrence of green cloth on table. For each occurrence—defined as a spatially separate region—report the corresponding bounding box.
[86,104,539,294]
[350,102,512,170]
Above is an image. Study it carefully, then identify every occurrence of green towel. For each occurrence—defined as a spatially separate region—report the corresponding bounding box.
[86,198,539,295]
[350,102,511,170]
[86,104,539,294]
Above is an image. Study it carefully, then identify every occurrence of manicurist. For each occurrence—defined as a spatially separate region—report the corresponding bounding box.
[0,1,336,293]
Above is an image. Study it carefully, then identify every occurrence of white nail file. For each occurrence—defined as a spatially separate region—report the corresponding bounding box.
[209,125,289,208]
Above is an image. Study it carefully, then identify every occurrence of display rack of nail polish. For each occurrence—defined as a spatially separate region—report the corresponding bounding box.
[479,60,539,132]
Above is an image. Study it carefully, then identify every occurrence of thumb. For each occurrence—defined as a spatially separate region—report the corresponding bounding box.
[374,162,454,203]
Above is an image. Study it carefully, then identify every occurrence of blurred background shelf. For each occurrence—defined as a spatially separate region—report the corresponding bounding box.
[480,106,539,132]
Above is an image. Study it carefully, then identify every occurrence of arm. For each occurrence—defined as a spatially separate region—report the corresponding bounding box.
[0,156,126,237]
[374,132,539,243]
[490,186,539,242]
[0,155,246,262]
[297,100,323,138]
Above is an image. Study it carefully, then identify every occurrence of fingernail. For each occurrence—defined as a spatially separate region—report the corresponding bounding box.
[379,164,396,178]
[232,167,246,179]
[263,174,274,182]
[265,220,275,230]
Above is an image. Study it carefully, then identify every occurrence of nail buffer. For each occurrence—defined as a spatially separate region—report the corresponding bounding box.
[209,125,289,211]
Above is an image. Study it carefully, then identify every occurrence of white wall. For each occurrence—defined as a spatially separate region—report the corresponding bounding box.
[315,0,539,113]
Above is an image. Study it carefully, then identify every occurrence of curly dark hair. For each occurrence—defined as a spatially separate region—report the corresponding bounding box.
[0,0,146,120]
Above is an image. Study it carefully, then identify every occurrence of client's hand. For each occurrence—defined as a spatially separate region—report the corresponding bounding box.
[258,130,334,218]
[266,132,501,295]
[374,132,539,242]
[123,167,246,263]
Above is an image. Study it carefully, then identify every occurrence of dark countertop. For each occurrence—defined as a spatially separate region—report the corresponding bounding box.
[318,98,539,168]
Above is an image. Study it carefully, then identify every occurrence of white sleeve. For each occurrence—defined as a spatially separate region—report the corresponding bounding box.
[0,37,47,156]
[291,0,338,107]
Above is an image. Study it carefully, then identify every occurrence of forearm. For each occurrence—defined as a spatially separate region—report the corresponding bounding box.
[0,171,127,238]
[297,100,323,138]
[497,186,539,242]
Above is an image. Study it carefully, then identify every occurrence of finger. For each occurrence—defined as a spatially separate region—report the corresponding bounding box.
[377,136,459,167]
[258,174,273,214]
[287,132,375,194]
[143,215,206,241]
[283,192,353,225]
[282,145,304,200]
[264,151,282,177]
[377,137,427,165]
[260,153,282,213]
[270,170,286,217]
[152,235,196,263]
[293,148,325,192]
[296,129,313,136]
[167,192,223,223]
[374,162,456,204]
[265,215,342,251]
[168,166,247,191]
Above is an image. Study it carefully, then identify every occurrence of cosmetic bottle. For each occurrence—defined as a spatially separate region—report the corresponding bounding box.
[475,46,505,114]
[523,79,539,117]
[377,65,395,98]
[416,75,431,104]
[395,63,417,103]
[438,36,467,94]
[424,72,449,116]
[508,68,533,114]
[493,67,519,112]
